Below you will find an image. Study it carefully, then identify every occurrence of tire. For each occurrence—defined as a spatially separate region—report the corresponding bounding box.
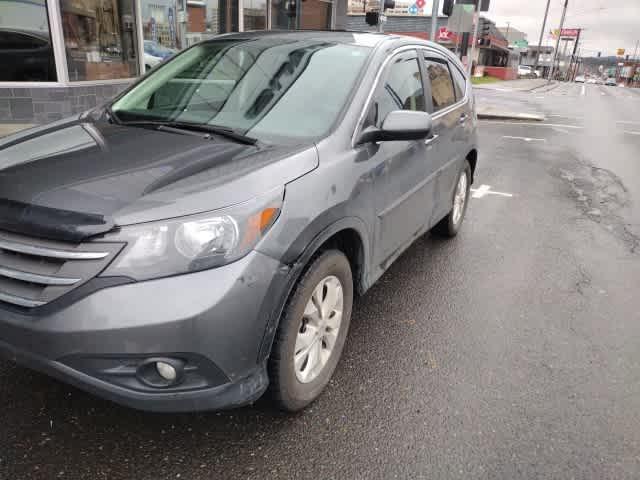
[268,250,353,412]
[432,160,472,237]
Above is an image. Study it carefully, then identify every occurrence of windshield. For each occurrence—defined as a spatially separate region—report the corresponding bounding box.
[112,38,371,142]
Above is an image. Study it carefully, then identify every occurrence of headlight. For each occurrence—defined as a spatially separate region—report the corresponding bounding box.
[100,188,283,281]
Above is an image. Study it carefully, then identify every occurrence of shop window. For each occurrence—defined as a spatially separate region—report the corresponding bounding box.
[243,0,266,30]
[0,0,57,81]
[61,0,140,81]
[139,0,238,71]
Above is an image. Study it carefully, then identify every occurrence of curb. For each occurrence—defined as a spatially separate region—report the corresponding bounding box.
[477,111,545,121]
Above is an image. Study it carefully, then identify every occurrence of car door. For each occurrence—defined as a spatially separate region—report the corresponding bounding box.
[445,59,473,202]
[360,49,438,267]
[421,52,466,223]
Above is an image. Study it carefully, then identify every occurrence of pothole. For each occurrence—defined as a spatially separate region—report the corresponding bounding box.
[558,163,639,253]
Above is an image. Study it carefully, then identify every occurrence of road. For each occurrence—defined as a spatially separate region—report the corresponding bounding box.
[2,81,640,480]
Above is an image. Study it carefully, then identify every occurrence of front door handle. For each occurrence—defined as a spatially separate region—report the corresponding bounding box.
[424,134,439,146]
[459,114,468,125]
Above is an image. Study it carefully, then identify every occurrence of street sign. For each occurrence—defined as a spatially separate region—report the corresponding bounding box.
[617,48,625,57]
[514,39,528,48]
[560,28,579,37]
[437,26,454,42]
[552,28,580,40]
[447,3,474,33]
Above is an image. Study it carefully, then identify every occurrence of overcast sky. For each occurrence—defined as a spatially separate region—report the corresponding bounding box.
[479,0,640,57]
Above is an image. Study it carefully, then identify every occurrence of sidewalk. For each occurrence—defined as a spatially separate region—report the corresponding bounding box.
[473,79,549,122]
[0,123,34,138]
[473,78,557,93]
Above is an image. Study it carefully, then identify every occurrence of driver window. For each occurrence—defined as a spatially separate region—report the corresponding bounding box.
[364,52,426,129]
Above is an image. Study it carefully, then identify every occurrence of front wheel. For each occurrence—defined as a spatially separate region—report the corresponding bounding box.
[268,250,353,412]
[432,161,471,237]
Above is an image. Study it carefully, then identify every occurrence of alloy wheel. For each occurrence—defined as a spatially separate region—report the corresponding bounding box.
[294,275,344,384]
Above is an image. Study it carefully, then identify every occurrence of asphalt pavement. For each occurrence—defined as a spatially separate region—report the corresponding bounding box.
[2,81,640,479]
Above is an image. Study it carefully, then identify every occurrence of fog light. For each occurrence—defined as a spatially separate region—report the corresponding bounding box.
[156,361,177,381]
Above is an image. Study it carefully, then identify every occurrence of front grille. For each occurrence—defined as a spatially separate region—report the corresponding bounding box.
[0,230,123,308]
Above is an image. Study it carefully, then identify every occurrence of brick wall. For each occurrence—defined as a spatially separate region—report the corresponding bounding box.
[188,6,207,33]
[0,83,131,124]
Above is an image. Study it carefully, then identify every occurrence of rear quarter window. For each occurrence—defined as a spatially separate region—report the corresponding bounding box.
[449,63,467,101]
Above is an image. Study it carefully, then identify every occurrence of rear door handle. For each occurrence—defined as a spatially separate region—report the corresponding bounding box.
[459,114,468,124]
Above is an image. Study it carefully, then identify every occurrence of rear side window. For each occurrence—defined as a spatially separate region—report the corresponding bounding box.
[424,58,455,111]
[364,52,426,128]
[449,63,467,101]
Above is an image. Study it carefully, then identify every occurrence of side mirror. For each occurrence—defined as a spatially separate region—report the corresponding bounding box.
[357,110,433,144]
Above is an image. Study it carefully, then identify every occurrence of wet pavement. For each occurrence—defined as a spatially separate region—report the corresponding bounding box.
[2,81,640,479]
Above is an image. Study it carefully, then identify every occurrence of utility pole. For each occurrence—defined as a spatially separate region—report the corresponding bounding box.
[567,28,581,81]
[430,0,440,42]
[378,0,385,32]
[467,0,481,77]
[505,21,510,46]
[533,0,551,74]
[548,0,568,82]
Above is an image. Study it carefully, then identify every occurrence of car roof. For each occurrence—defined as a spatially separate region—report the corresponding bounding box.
[211,30,460,69]
[213,29,443,51]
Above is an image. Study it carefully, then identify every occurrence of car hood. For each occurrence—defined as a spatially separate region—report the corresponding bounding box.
[0,116,318,242]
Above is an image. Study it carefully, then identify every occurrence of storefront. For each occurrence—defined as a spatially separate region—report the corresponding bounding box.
[0,0,342,123]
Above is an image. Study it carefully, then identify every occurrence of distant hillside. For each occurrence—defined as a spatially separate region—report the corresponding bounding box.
[582,56,622,68]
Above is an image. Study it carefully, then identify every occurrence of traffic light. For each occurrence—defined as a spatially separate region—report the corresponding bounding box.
[481,19,491,36]
[442,0,454,16]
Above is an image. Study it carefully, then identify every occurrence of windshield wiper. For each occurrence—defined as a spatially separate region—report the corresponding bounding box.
[119,120,258,145]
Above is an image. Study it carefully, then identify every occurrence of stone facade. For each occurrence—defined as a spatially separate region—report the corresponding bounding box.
[0,83,131,124]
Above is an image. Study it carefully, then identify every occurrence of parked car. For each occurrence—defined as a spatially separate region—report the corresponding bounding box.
[0,28,57,81]
[605,77,617,86]
[144,52,163,71]
[0,32,478,412]
[518,65,535,78]
[586,77,597,84]
[143,40,176,71]
[574,75,586,83]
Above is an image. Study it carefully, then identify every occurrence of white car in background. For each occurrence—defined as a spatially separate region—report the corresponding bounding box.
[144,53,163,72]
[518,65,535,78]
[574,75,586,83]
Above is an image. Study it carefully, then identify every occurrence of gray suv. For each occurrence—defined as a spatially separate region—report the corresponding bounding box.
[0,31,478,412]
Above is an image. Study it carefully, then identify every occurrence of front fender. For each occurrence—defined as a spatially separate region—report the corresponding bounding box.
[256,214,371,363]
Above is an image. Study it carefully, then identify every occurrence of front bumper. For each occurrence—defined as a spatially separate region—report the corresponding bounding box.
[0,251,288,412]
